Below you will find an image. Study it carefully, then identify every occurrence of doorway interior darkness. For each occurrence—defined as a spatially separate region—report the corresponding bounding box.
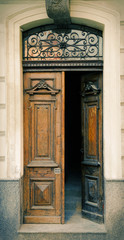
[65,71,82,223]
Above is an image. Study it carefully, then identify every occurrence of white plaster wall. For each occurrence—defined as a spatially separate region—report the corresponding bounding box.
[0,0,123,179]
[0,10,7,178]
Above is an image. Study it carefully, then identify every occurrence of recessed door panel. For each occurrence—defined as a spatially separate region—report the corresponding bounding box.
[84,101,99,162]
[35,104,51,158]
[87,105,97,156]
[30,178,55,209]
[32,103,54,161]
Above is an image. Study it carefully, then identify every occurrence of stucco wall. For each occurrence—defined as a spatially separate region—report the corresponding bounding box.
[0,1,124,240]
[0,0,124,180]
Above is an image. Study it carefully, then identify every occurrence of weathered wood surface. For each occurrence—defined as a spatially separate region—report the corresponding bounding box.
[23,72,64,224]
[81,73,103,223]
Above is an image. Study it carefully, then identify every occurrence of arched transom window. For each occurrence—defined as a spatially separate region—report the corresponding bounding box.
[23,24,103,62]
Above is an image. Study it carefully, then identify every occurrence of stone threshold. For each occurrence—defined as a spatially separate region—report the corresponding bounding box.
[18,220,107,234]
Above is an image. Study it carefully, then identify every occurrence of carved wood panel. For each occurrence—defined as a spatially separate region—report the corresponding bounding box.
[81,73,103,223]
[84,100,98,163]
[30,178,55,209]
[23,72,65,224]
[88,105,97,156]
[35,104,50,158]
[32,102,54,161]
[85,175,99,206]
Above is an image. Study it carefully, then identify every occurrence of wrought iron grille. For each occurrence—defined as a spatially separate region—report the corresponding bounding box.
[23,24,103,61]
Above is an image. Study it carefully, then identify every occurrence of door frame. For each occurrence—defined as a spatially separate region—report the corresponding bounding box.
[5,4,122,228]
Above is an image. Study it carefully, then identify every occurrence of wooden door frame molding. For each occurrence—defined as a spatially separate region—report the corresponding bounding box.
[23,60,103,73]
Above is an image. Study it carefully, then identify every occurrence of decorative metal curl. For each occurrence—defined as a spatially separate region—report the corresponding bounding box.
[23,26,103,61]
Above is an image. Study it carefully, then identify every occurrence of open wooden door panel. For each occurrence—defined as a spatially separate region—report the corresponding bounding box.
[23,72,65,224]
[81,73,104,223]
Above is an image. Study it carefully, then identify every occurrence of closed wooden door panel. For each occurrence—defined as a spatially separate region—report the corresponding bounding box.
[23,72,65,224]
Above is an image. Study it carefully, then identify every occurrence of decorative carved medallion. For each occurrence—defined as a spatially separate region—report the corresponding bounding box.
[25,79,60,95]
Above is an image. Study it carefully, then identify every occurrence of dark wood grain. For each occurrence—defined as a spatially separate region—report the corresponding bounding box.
[81,73,103,223]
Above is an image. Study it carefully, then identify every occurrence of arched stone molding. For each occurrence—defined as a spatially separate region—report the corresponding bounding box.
[6,1,121,179]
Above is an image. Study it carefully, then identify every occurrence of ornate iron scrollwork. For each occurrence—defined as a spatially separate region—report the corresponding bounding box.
[23,25,103,61]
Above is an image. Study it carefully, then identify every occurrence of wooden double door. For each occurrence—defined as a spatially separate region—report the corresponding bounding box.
[23,71,103,224]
